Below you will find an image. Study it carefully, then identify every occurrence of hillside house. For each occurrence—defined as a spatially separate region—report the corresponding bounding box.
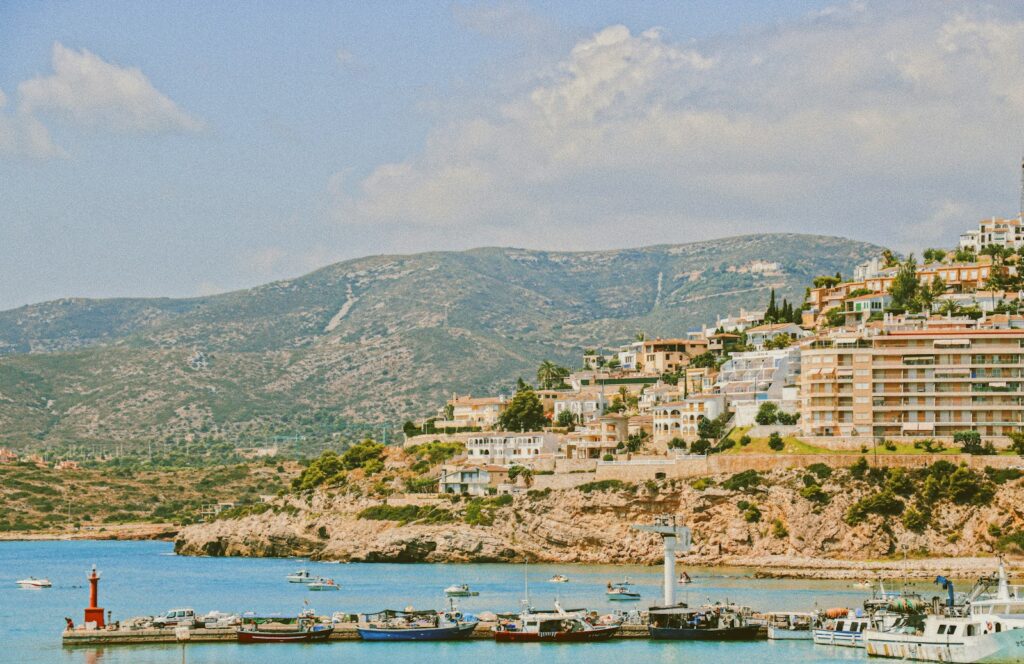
[561,415,628,459]
[438,464,509,496]
[465,433,560,466]
[640,338,709,374]
[745,323,807,349]
[435,394,506,430]
[652,395,726,443]
[553,392,608,423]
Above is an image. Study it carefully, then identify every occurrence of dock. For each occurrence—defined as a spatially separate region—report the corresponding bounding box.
[63,622,653,645]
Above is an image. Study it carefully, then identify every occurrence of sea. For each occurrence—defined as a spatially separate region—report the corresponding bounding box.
[2,539,913,663]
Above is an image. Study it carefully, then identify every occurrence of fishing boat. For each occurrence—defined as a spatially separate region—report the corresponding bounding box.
[237,622,333,643]
[357,608,478,641]
[308,578,340,591]
[16,577,52,589]
[648,604,761,640]
[286,569,315,583]
[863,559,1024,662]
[493,602,619,642]
[444,584,479,597]
[606,579,641,601]
[548,574,569,583]
[813,609,884,647]
[765,611,817,640]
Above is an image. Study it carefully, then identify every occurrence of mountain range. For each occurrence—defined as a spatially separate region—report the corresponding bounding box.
[0,234,883,451]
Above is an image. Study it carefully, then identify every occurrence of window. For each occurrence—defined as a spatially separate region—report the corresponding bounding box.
[947,625,957,635]
[938,625,946,635]
[855,383,870,390]
[966,625,975,636]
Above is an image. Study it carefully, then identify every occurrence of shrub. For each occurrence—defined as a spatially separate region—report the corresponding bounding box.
[771,518,788,538]
[955,430,995,455]
[845,490,904,525]
[902,507,929,533]
[463,499,493,526]
[799,483,830,504]
[776,412,800,426]
[668,437,687,450]
[526,488,551,500]
[947,466,996,506]
[1009,432,1024,456]
[882,440,897,451]
[739,435,752,447]
[767,433,784,451]
[736,499,750,510]
[721,470,763,492]
[407,441,465,465]
[578,479,631,493]
[743,505,762,522]
[913,439,945,453]
[341,440,386,470]
[985,467,1024,484]
[755,402,779,425]
[602,453,614,461]
[357,504,454,525]
[885,468,915,497]
[644,480,659,495]
[806,463,832,480]
[716,438,736,452]
[988,523,1003,537]
[849,457,869,479]
[690,477,715,491]
[996,531,1024,554]
[690,439,711,455]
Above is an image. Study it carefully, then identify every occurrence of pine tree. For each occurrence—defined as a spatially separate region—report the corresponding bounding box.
[766,289,778,323]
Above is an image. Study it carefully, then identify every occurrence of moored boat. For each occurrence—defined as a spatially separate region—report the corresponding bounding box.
[765,611,817,640]
[606,579,641,601]
[444,583,479,597]
[863,559,1024,662]
[16,577,52,588]
[813,609,881,648]
[237,623,333,643]
[357,608,478,641]
[493,603,619,642]
[648,604,761,640]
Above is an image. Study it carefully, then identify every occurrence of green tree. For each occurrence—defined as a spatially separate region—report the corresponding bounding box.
[755,402,779,425]
[556,409,577,429]
[498,385,547,432]
[690,352,717,369]
[536,360,570,389]
[889,254,919,310]
[1009,432,1024,456]
[767,432,784,451]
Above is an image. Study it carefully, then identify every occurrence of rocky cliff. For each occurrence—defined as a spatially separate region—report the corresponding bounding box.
[174,467,1024,577]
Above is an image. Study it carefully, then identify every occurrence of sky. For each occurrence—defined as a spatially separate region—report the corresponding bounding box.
[2,1,1024,310]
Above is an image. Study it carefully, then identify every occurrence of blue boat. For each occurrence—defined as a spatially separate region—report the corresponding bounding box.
[357,609,479,641]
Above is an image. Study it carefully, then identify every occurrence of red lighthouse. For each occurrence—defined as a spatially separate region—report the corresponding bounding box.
[84,565,105,628]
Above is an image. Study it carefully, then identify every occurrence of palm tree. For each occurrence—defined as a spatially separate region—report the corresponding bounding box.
[536,360,569,389]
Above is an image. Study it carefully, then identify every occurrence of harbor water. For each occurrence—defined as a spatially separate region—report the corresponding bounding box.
[3,540,898,663]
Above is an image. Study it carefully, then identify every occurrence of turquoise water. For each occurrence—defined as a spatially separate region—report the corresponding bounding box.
[2,540,890,663]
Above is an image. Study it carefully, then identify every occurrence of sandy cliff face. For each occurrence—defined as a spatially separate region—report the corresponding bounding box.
[174,470,1024,575]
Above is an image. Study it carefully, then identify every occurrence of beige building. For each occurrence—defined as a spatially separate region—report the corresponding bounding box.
[640,338,709,374]
[652,395,726,443]
[436,394,506,430]
[801,328,1024,438]
[562,415,629,459]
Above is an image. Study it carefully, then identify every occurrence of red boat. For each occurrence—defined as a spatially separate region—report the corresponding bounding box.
[237,624,333,643]
[493,606,619,642]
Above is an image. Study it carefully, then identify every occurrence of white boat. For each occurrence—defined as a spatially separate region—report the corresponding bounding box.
[766,611,817,640]
[864,560,1024,662]
[606,580,641,601]
[308,578,340,591]
[286,569,315,583]
[814,610,884,647]
[444,584,478,597]
[548,574,569,583]
[16,577,52,589]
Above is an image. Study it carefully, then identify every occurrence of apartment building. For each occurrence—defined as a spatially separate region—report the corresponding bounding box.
[435,394,506,429]
[714,347,801,402]
[959,217,1024,252]
[562,415,628,459]
[465,432,561,466]
[553,392,608,423]
[652,395,726,443]
[640,338,709,374]
[801,328,1024,438]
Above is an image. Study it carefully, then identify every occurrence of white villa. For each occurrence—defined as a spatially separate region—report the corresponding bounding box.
[465,432,560,466]
[652,395,726,443]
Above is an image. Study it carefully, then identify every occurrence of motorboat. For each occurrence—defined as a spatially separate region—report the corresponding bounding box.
[237,622,333,643]
[444,584,479,597]
[863,559,1024,662]
[606,580,641,601]
[493,602,619,642]
[357,608,478,641]
[16,577,52,589]
[308,578,340,591]
[286,569,315,583]
[548,574,570,583]
[765,611,817,640]
[648,604,761,640]
[813,608,884,647]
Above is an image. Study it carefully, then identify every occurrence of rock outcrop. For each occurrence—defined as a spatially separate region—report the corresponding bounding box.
[175,469,1024,577]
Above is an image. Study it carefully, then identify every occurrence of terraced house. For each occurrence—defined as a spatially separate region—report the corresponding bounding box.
[801,326,1024,439]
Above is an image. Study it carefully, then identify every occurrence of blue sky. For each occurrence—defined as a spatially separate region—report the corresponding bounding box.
[1,1,1023,309]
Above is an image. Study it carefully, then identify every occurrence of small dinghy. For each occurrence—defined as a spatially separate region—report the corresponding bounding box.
[16,577,52,589]
[548,574,570,583]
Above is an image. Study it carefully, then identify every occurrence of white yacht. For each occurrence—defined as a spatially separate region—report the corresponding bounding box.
[864,559,1024,662]
[286,569,315,583]
[16,577,52,589]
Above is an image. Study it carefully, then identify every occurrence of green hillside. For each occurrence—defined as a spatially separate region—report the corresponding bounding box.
[0,234,882,452]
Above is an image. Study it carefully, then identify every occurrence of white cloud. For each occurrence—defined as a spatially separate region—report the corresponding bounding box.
[18,42,203,134]
[330,3,1024,252]
[0,86,65,158]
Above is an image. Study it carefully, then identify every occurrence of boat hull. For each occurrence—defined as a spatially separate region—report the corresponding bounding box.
[814,628,865,647]
[357,622,478,641]
[767,626,813,640]
[237,627,333,643]
[865,629,1024,662]
[606,594,641,601]
[649,625,762,641]
[494,625,619,642]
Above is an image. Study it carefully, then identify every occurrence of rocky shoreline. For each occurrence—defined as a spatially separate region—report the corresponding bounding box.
[172,467,1024,579]
[0,523,179,542]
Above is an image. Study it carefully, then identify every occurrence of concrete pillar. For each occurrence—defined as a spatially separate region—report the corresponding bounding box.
[663,535,675,607]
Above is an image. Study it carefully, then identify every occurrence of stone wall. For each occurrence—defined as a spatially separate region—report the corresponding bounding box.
[530,472,597,491]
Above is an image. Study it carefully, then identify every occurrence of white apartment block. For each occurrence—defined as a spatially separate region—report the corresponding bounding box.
[553,392,608,423]
[714,347,801,404]
[465,433,560,466]
[959,217,1024,252]
[652,395,726,443]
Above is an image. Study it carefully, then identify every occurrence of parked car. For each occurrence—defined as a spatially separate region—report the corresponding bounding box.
[153,608,196,628]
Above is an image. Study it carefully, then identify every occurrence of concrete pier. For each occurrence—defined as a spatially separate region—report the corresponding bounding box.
[63,621,652,646]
